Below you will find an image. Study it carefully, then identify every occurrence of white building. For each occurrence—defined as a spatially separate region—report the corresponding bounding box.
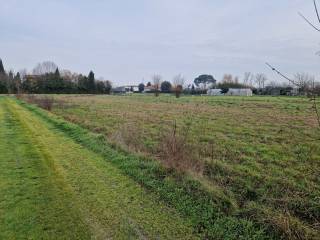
[227,88,252,96]
[208,88,253,96]
[112,85,139,94]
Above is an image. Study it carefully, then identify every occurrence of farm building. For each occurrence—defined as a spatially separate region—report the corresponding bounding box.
[207,89,224,96]
[112,85,139,94]
[262,86,299,96]
[227,88,253,96]
[143,86,155,93]
[112,86,127,94]
[208,88,253,96]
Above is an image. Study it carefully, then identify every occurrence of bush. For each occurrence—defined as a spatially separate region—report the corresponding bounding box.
[37,96,54,110]
[158,120,203,173]
[22,95,55,111]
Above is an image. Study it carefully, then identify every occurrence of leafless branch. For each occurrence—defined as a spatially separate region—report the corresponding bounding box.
[314,0,320,24]
[298,12,320,32]
[265,63,298,86]
[298,0,320,32]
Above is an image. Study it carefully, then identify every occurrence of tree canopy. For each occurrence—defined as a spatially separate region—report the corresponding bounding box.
[161,81,172,93]
[194,74,216,89]
[138,83,145,92]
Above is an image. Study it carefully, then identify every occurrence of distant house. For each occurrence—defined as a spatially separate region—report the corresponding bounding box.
[227,88,253,96]
[112,86,127,94]
[208,88,252,96]
[207,89,223,96]
[24,74,43,82]
[112,85,140,94]
[143,86,155,93]
[25,74,40,79]
[131,86,140,93]
[262,86,299,96]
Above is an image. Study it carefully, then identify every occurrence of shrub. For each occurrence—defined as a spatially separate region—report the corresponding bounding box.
[21,94,55,111]
[158,120,202,173]
[36,96,54,110]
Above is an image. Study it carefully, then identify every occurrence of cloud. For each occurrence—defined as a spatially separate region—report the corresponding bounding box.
[0,0,319,85]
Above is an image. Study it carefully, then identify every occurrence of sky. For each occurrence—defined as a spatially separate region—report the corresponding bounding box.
[1,0,320,86]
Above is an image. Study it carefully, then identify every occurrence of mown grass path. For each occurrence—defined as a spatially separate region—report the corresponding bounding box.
[0,97,197,239]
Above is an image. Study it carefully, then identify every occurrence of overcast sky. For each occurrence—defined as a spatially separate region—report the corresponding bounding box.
[1,0,320,85]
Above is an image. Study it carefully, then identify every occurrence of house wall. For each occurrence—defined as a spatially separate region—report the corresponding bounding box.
[226,89,253,96]
[208,88,253,96]
[207,89,223,96]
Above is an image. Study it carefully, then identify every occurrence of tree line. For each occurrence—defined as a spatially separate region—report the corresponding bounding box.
[1,59,319,96]
[0,60,112,94]
[136,72,320,97]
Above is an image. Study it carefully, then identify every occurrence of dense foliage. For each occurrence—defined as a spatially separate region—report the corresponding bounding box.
[138,83,145,92]
[161,81,172,93]
[0,59,111,94]
[194,74,217,88]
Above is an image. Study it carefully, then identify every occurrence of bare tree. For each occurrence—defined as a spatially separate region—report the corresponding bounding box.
[222,74,233,83]
[267,80,279,88]
[255,73,267,89]
[18,69,28,80]
[294,72,315,95]
[32,61,58,75]
[298,0,320,32]
[243,72,254,87]
[152,74,162,97]
[172,74,185,98]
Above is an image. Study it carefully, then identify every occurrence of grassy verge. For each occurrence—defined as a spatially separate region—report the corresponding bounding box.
[0,97,198,239]
[0,98,91,239]
[15,97,271,239]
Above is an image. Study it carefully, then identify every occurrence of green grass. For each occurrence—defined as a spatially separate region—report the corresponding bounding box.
[0,96,199,239]
[17,96,269,239]
[47,94,320,239]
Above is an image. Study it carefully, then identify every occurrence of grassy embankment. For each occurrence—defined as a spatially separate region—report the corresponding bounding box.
[0,96,200,239]
[49,94,320,239]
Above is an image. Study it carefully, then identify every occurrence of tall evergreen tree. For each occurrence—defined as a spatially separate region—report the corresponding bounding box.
[0,59,7,93]
[0,59,5,74]
[14,72,22,93]
[53,68,64,93]
[88,71,96,93]
[54,68,60,78]
[7,71,14,94]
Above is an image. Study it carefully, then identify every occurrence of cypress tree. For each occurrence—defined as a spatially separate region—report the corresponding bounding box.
[14,72,22,93]
[0,59,7,93]
[7,71,14,94]
[88,71,95,93]
[0,59,5,74]
[54,68,60,78]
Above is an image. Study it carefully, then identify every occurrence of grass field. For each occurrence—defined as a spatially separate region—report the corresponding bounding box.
[1,94,320,239]
[0,97,199,239]
[46,94,320,239]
